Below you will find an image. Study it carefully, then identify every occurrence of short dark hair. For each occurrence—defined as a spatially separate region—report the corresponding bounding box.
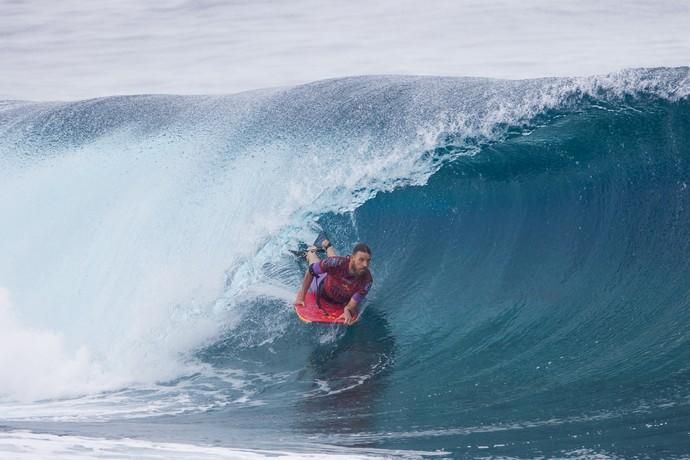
[352,242,371,255]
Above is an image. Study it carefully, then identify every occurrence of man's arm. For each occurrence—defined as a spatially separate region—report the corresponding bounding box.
[338,276,372,325]
[296,258,334,304]
[295,266,314,304]
[337,298,360,325]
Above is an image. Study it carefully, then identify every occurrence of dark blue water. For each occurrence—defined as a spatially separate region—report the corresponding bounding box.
[346,97,690,457]
[1,69,689,459]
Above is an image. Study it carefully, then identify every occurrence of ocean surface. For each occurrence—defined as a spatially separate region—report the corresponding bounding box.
[2,0,690,101]
[1,67,689,459]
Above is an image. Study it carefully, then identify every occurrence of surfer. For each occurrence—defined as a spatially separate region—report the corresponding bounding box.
[294,238,373,325]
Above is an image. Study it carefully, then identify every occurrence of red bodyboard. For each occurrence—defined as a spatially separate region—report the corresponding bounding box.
[294,291,358,324]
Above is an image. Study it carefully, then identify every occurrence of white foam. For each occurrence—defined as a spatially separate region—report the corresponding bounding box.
[0,365,265,422]
[0,287,123,402]
[0,430,445,460]
[0,127,310,405]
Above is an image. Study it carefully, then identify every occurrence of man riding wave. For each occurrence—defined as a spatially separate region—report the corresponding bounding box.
[294,238,373,325]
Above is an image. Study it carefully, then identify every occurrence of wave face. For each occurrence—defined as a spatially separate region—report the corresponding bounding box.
[1,68,689,459]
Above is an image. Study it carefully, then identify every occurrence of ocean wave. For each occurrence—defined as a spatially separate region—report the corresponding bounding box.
[1,68,689,458]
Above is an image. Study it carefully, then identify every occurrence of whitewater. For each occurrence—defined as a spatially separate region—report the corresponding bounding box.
[2,2,690,459]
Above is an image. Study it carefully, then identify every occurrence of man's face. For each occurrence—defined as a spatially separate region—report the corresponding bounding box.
[350,251,371,275]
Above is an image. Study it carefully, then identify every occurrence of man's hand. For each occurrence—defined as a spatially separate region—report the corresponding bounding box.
[337,308,357,326]
[294,291,305,307]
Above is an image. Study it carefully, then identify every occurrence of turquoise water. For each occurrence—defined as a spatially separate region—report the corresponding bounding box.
[1,69,689,459]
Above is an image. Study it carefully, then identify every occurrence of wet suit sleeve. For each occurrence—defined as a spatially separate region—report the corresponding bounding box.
[351,277,372,303]
[309,261,324,276]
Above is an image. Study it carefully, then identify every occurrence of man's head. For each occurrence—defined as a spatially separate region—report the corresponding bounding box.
[349,243,371,276]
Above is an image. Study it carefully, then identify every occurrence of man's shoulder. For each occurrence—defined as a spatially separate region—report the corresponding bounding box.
[321,255,349,269]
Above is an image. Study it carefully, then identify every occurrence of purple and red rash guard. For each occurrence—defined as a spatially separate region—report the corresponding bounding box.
[309,256,373,305]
